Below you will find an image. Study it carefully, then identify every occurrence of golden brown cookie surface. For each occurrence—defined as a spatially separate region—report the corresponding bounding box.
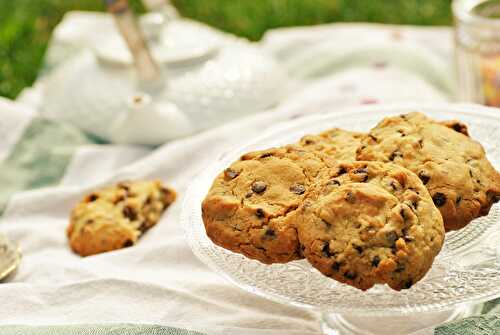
[68,180,176,256]
[201,145,336,264]
[296,161,445,291]
[356,112,500,231]
[297,128,365,161]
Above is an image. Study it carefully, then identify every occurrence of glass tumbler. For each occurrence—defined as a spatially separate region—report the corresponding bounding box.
[454,0,500,106]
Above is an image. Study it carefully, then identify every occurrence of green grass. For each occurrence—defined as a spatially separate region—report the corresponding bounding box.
[0,0,453,99]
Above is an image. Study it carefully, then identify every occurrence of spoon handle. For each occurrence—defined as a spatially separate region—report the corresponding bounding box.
[104,0,165,90]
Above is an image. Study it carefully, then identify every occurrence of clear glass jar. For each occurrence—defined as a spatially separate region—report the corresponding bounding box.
[454,0,500,106]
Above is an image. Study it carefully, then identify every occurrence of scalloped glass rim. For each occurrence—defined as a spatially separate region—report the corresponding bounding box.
[182,102,500,315]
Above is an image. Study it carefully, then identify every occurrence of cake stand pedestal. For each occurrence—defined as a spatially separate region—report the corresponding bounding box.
[321,304,476,335]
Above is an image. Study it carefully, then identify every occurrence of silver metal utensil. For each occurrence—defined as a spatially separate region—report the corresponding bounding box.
[0,233,21,282]
[104,0,165,91]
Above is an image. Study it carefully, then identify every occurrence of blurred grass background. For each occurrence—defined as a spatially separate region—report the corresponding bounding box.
[0,0,453,99]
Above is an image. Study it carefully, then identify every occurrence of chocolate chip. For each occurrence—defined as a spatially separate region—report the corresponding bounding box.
[400,114,407,120]
[139,222,149,233]
[123,239,134,248]
[87,193,99,202]
[400,178,406,188]
[400,208,407,221]
[304,139,314,145]
[144,196,152,205]
[353,244,363,254]
[290,184,306,195]
[331,262,341,272]
[418,139,424,148]
[327,179,341,186]
[241,153,252,160]
[432,193,447,207]
[322,220,332,229]
[456,195,462,205]
[344,271,357,280]
[224,168,240,179]
[337,167,347,176]
[418,171,430,185]
[397,129,406,137]
[85,219,94,225]
[264,228,276,238]
[255,208,265,218]
[389,181,399,191]
[299,244,306,257]
[260,152,273,158]
[368,134,378,142]
[395,264,405,273]
[118,183,130,192]
[345,191,356,203]
[353,167,369,182]
[251,181,267,194]
[449,122,468,135]
[122,206,138,221]
[160,187,172,197]
[404,237,415,243]
[322,242,334,257]
[371,255,381,267]
[403,279,413,289]
[469,169,474,178]
[245,192,253,198]
[386,231,399,246]
[389,150,402,161]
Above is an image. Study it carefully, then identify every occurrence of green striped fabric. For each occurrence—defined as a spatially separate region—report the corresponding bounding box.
[0,117,93,215]
[0,324,206,335]
[437,298,500,333]
[436,315,500,335]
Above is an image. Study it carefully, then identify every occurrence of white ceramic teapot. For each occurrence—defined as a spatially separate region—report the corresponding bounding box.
[41,1,288,145]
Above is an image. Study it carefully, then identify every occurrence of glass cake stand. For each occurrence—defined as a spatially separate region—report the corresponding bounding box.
[182,103,500,334]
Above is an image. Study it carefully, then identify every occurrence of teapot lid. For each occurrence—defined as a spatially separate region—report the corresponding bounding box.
[94,19,220,67]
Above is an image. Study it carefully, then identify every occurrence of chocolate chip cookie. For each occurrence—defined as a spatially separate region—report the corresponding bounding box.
[297,128,365,160]
[356,112,500,231]
[201,145,335,264]
[296,161,445,291]
[68,180,176,256]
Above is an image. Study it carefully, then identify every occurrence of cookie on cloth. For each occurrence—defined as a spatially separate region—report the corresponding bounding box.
[68,180,176,256]
[296,161,444,291]
[202,145,336,264]
[297,128,365,161]
[356,112,500,231]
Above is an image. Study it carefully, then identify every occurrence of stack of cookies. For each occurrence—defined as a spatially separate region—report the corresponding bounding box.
[202,112,500,291]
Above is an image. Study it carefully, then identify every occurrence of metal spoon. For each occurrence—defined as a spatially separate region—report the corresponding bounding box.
[104,0,165,92]
[0,233,21,282]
